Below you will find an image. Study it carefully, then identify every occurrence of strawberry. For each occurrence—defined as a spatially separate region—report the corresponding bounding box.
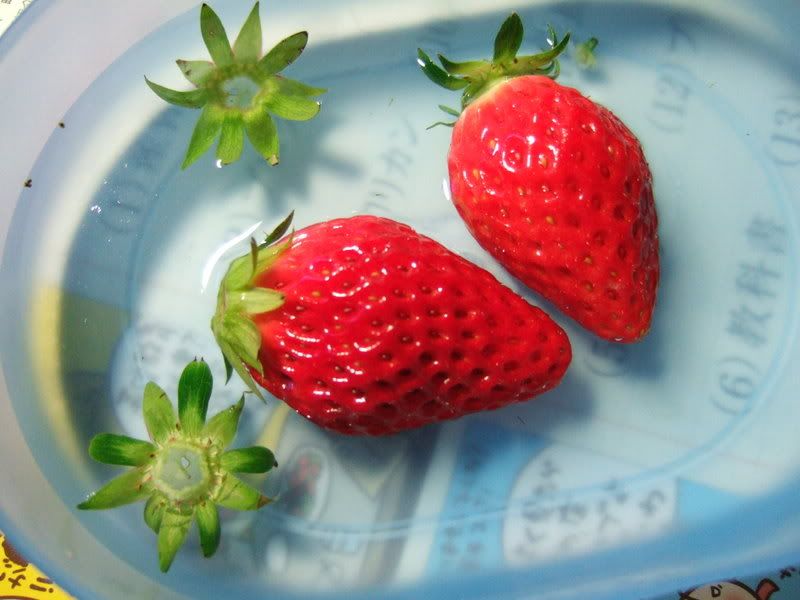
[418,15,659,342]
[211,213,571,435]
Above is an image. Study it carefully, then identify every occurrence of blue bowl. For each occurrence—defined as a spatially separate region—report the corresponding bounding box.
[1,1,799,598]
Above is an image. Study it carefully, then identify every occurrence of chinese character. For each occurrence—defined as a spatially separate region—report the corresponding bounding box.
[379,149,413,177]
[368,177,403,199]
[524,525,547,544]
[747,216,787,254]
[559,502,588,525]
[596,499,621,531]
[727,305,771,347]
[736,261,780,298]
[639,490,667,516]
[540,459,560,479]
[522,504,554,523]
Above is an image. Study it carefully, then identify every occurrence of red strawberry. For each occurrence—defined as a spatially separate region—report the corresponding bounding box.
[212,213,571,435]
[419,15,659,342]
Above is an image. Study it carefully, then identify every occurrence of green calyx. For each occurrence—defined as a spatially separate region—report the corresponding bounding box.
[211,211,295,400]
[145,2,326,169]
[417,13,571,126]
[77,359,277,572]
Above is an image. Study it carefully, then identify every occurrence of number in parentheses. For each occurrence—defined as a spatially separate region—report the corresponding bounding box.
[647,65,691,134]
[767,96,800,166]
[710,356,760,416]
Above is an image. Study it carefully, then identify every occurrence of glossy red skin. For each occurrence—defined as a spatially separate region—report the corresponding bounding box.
[249,216,571,435]
[449,75,659,342]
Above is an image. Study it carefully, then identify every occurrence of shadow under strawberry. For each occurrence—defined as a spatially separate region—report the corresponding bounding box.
[246,116,363,216]
[495,370,596,430]
[239,377,595,586]
[121,105,360,223]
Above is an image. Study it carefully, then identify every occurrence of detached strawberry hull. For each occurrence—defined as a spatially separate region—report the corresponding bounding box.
[215,215,571,436]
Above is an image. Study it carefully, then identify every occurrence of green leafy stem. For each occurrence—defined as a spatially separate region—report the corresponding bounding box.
[78,359,277,572]
[417,13,600,126]
[145,2,326,169]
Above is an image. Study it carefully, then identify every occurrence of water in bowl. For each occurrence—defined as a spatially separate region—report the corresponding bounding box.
[2,1,800,599]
